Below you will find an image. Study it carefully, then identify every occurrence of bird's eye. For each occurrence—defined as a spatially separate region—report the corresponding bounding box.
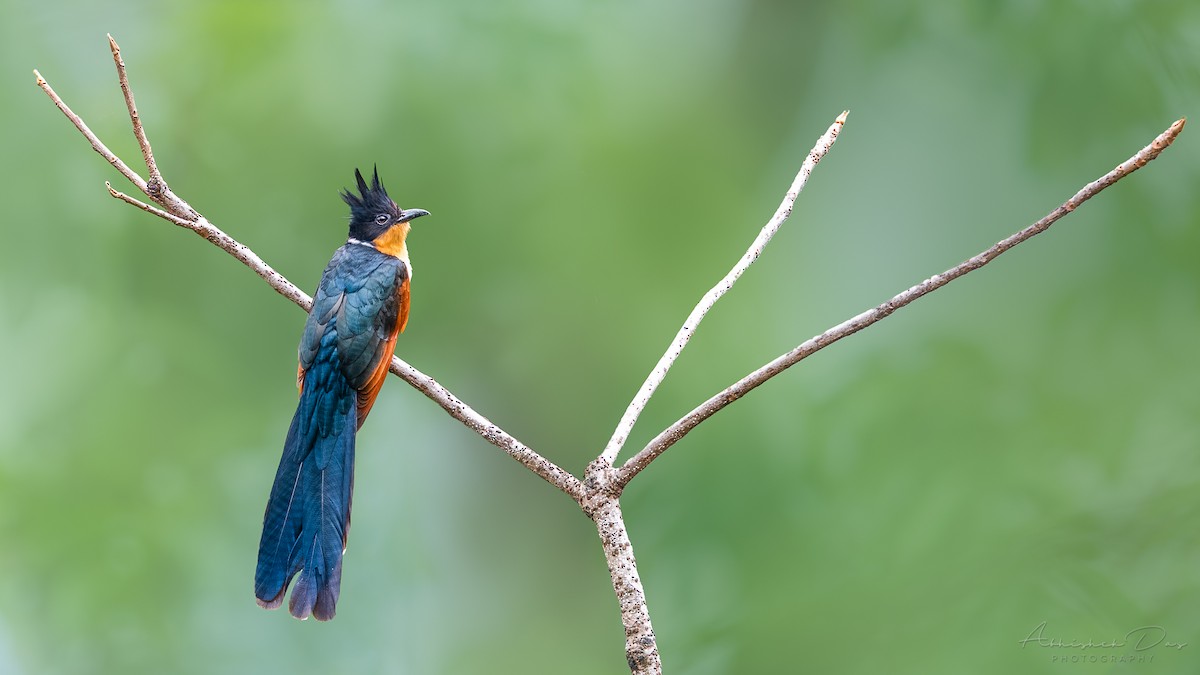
[375,214,390,225]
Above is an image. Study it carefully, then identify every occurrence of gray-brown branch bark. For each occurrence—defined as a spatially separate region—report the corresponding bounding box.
[615,117,1186,488]
[582,467,661,673]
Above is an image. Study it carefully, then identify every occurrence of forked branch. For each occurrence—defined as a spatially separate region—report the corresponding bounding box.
[615,117,1186,488]
[34,36,584,503]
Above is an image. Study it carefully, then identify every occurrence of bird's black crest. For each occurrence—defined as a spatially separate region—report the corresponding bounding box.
[341,166,396,223]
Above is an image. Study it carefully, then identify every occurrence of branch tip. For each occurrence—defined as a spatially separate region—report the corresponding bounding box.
[615,116,1186,487]
[836,110,849,124]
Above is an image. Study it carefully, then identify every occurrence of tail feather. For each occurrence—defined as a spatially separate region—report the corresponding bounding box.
[254,411,309,608]
[255,364,357,621]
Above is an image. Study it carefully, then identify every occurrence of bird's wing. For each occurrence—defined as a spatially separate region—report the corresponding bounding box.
[333,256,406,427]
[296,257,352,391]
[354,270,408,425]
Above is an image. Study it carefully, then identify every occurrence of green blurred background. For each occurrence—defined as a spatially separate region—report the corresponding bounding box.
[3,1,1198,673]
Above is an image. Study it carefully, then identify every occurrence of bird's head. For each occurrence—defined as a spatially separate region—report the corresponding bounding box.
[341,167,429,245]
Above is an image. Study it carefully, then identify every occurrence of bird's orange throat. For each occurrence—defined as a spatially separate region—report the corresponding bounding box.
[372,222,411,262]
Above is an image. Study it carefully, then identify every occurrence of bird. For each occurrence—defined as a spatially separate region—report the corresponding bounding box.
[254,167,429,621]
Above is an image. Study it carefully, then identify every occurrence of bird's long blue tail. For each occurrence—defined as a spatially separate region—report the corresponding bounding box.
[255,360,356,621]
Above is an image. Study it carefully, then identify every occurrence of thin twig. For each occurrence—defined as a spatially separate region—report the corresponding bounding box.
[35,41,585,504]
[34,68,150,196]
[615,117,1187,488]
[107,35,196,220]
[598,111,849,466]
[107,182,191,226]
[109,36,159,188]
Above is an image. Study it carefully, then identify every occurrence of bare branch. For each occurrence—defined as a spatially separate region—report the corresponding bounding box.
[109,36,158,186]
[616,117,1187,487]
[34,68,149,196]
[598,111,849,466]
[35,39,585,503]
[107,181,191,226]
[391,357,585,499]
[107,34,196,220]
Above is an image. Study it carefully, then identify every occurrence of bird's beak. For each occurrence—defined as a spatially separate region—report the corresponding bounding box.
[398,208,430,224]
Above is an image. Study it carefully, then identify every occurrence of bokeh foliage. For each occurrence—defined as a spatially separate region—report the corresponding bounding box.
[2,1,1198,673]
